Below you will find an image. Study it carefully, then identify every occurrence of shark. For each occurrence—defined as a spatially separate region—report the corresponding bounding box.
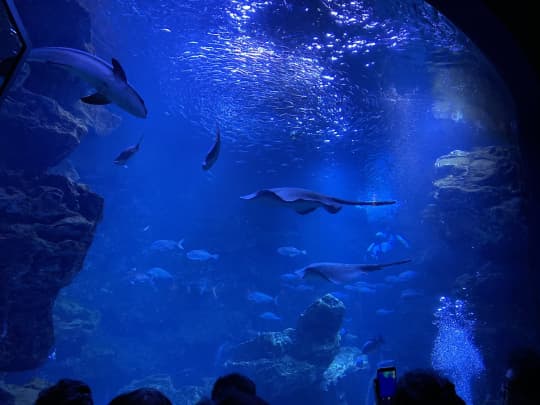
[202,125,221,170]
[296,259,412,284]
[240,187,396,215]
[1,46,147,118]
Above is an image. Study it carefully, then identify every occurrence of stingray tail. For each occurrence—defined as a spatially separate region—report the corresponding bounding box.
[332,197,396,206]
[359,259,412,272]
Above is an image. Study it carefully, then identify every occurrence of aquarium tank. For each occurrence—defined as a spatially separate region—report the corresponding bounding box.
[0,0,538,404]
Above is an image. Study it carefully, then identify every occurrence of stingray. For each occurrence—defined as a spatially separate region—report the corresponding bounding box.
[240,187,396,215]
[295,259,412,284]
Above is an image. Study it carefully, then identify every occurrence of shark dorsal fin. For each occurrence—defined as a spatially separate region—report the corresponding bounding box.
[111,58,127,82]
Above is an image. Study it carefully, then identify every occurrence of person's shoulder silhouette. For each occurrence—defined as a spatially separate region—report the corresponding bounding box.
[210,373,269,405]
[108,387,172,405]
[34,379,93,405]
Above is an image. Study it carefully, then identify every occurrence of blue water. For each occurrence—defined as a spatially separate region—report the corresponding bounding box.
[2,0,526,404]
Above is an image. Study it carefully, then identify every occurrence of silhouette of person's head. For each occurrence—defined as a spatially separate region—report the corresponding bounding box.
[503,347,540,404]
[393,369,465,405]
[211,373,256,401]
[210,373,269,405]
[107,388,172,405]
[34,379,93,405]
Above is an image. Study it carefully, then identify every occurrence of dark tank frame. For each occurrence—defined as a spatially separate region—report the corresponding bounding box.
[0,0,31,105]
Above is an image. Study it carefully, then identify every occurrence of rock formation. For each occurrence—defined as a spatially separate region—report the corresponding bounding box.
[423,146,526,261]
[222,294,362,403]
[0,0,112,371]
[0,172,103,370]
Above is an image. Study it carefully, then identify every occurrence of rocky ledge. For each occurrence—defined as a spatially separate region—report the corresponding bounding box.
[423,146,526,260]
[0,171,103,371]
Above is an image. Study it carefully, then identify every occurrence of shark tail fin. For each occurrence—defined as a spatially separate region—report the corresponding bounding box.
[177,239,184,250]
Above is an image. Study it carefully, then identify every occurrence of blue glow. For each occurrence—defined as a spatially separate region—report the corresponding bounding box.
[431,296,485,405]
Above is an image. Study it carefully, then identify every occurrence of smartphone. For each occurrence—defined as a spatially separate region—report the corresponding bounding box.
[375,366,397,404]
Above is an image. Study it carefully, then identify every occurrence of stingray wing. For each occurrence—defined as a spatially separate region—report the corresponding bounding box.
[301,263,362,284]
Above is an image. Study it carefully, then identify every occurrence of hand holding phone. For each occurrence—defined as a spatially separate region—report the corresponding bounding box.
[374,366,397,405]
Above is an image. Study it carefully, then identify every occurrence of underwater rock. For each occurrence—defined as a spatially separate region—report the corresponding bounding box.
[0,387,15,405]
[0,379,49,405]
[227,329,296,361]
[0,88,88,173]
[424,146,526,260]
[321,346,363,391]
[222,294,348,403]
[53,297,100,356]
[293,293,345,365]
[0,171,103,371]
[224,356,320,401]
[430,65,515,136]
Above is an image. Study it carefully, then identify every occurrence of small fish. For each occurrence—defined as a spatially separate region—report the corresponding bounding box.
[277,246,307,257]
[247,291,277,305]
[400,288,424,300]
[348,285,376,294]
[48,348,57,361]
[397,270,418,281]
[160,28,172,33]
[187,249,219,261]
[259,311,282,321]
[142,225,151,232]
[384,275,400,283]
[150,239,184,252]
[146,267,174,281]
[357,286,377,294]
[376,308,395,316]
[129,272,152,285]
[279,272,302,282]
[202,125,221,171]
[114,135,143,166]
[361,336,384,354]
